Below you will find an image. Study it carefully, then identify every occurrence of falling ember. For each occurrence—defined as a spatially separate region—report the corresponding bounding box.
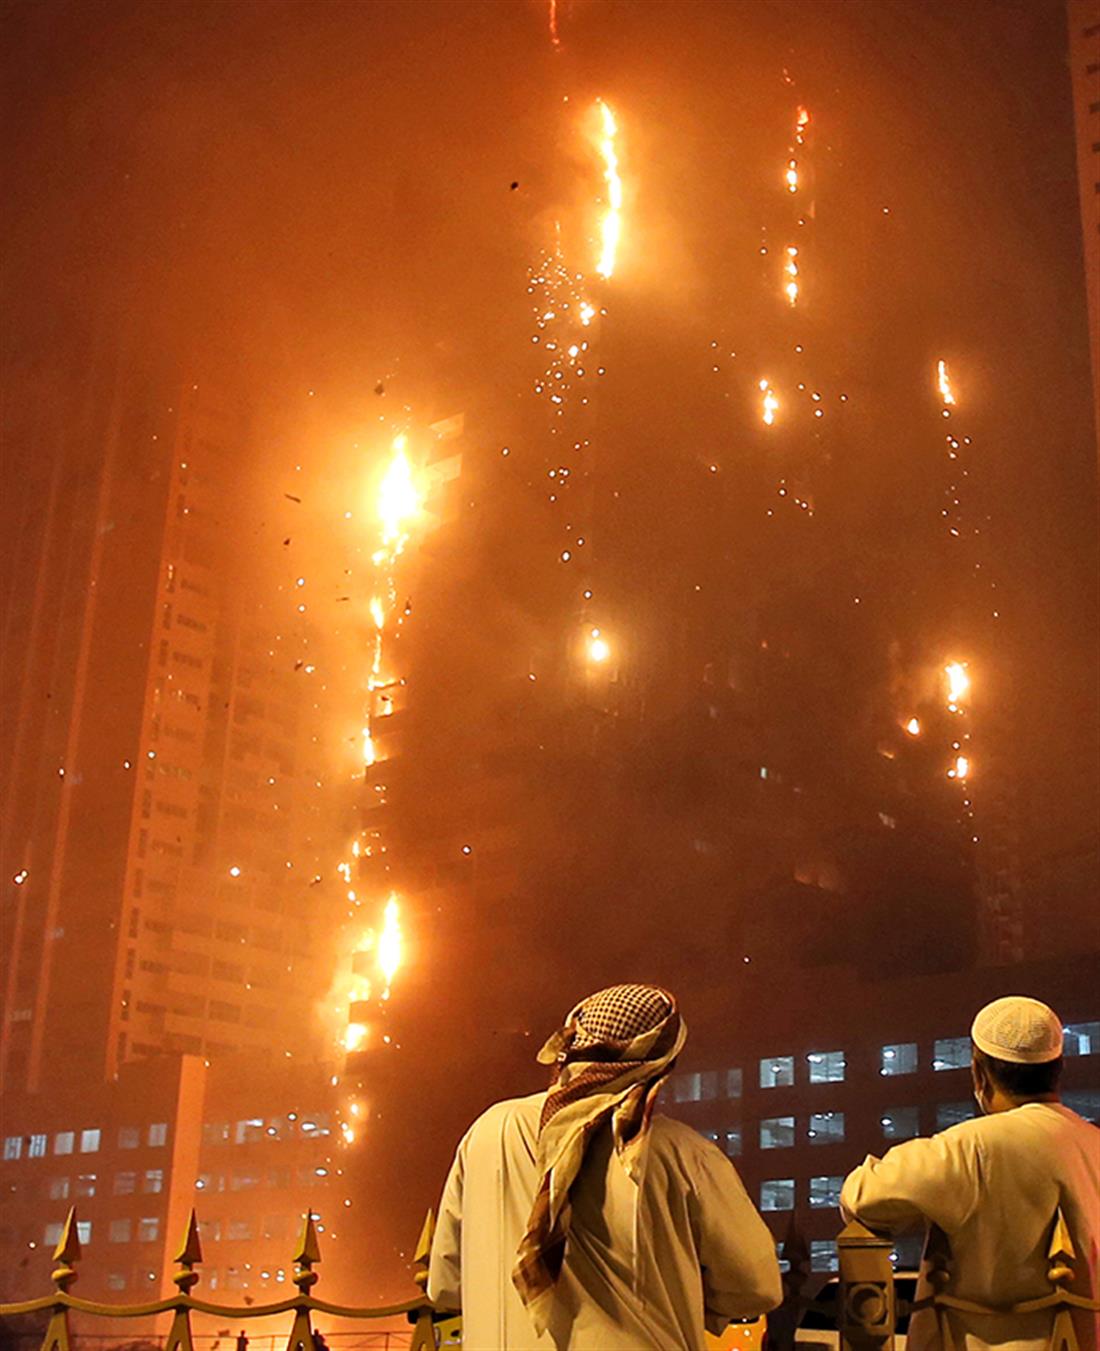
[937,359,957,406]
[945,661,970,711]
[784,246,800,305]
[377,894,402,987]
[948,754,971,781]
[759,379,779,426]
[588,629,610,663]
[785,159,799,193]
[905,717,921,736]
[595,100,622,279]
[795,106,810,144]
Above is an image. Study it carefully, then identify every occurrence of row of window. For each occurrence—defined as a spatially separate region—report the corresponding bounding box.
[42,1216,161,1247]
[196,1165,331,1191]
[705,1092,1099,1158]
[760,1175,844,1211]
[202,1114,331,1146]
[3,1124,168,1162]
[43,1170,163,1199]
[669,1023,1098,1102]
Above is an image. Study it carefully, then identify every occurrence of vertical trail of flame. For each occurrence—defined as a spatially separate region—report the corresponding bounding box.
[937,359,956,406]
[759,378,779,426]
[595,100,622,279]
[548,0,561,49]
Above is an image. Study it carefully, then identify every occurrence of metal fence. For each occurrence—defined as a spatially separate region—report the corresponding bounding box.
[0,1208,436,1351]
[3,1203,1096,1351]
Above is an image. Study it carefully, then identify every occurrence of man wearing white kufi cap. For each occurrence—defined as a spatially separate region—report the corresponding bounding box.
[841,996,1100,1351]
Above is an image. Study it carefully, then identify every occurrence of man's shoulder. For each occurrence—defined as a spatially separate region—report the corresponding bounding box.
[468,1091,545,1137]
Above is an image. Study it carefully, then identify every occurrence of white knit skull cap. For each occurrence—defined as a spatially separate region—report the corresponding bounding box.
[971,995,1063,1064]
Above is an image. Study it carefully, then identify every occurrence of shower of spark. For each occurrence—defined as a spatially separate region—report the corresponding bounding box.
[759,378,779,426]
[595,100,622,279]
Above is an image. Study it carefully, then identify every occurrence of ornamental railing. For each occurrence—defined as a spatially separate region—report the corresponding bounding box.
[0,1206,440,1351]
[4,1203,1097,1351]
[835,1206,1099,1351]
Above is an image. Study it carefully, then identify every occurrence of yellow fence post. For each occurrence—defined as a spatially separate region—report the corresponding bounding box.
[836,1220,895,1351]
[285,1213,320,1351]
[1046,1208,1082,1351]
[165,1209,202,1351]
[408,1210,437,1351]
[40,1207,80,1351]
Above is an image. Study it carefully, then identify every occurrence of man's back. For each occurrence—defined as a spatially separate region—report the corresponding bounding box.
[429,1091,780,1351]
[842,1103,1100,1351]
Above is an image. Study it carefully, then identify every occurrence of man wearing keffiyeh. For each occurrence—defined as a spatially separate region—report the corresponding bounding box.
[428,984,781,1350]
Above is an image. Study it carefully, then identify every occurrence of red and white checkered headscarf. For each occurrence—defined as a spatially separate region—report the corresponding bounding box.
[512,984,686,1332]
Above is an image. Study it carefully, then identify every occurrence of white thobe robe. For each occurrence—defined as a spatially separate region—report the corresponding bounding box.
[428,1091,782,1350]
[841,1102,1100,1351]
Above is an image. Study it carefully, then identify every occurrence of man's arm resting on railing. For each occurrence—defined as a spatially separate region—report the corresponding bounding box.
[840,1131,981,1237]
[427,1135,467,1313]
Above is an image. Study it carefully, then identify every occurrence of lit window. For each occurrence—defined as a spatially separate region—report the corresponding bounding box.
[3,1137,22,1161]
[114,1173,137,1196]
[725,1068,743,1099]
[143,1169,164,1194]
[74,1174,96,1198]
[760,1056,795,1088]
[880,1043,918,1076]
[76,1221,91,1244]
[723,1127,742,1158]
[807,1051,845,1084]
[147,1123,168,1147]
[226,1219,253,1241]
[1064,1022,1099,1056]
[760,1179,795,1211]
[109,1218,132,1244]
[811,1240,838,1273]
[932,1037,970,1071]
[137,1217,160,1243]
[760,1116,796,1149]
[118,1126,140,1150]
[671,1072,717,1102]
[80,1129,101,1154]
[1064,1091,1100,1123]
[234,1118,264,1144]
[47,1177,70,1200]
[54,1132,74,1156]
[881,1106,920,1140]
[29,1134,48,1159]
[106,1273,127,1291]
[936,1102,972,1130]
[808,1111,845,1144]
[809,1175,844,1208]
[44,1222,63,1247]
